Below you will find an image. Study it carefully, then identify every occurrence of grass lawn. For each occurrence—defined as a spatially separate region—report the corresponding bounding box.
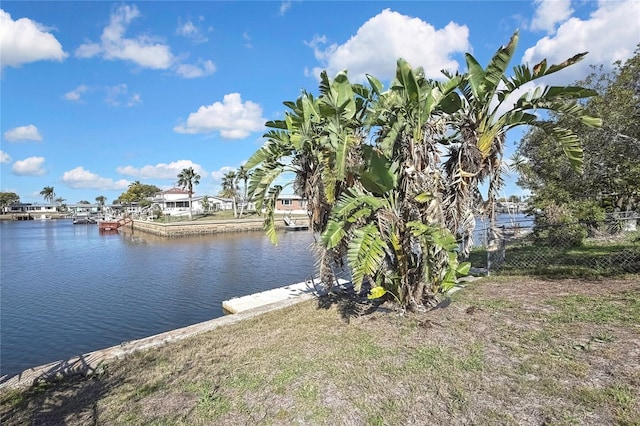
[1,276,639,425]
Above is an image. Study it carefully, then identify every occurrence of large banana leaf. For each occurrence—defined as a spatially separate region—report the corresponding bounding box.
[483,31,518,94]
[464,53,487,102]
[347,223,388,291]
[359,145,397,195]
[321,219,347,249]
[263,185,283,245]
[506,52,589,90]
[366,74,384,96]
[535,123,585,171]
[396,58,420,102]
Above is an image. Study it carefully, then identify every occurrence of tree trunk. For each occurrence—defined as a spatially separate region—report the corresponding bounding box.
[239,191,246,218]
[232,197,237,218]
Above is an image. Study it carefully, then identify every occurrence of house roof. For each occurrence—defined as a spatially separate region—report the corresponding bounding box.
[160,188,191,195]
[153,195,235,203]
[277,194,304,200]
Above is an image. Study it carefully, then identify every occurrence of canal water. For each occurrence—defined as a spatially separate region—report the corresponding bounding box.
[0,220,318,378]
[0,213,530,378]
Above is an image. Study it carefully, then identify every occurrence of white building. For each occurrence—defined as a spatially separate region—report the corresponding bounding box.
[150,188,240,216]
[3,203,58,214]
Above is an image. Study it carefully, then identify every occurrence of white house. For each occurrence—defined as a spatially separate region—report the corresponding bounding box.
[150,188,239,216]
[3,203,58,214]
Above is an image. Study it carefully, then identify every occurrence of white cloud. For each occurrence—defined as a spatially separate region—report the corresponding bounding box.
[63,84,89,102]
[105,83,141,107]
[61,166,130,190]
[492,81,543,120]
[306,9,470,82]
[116,160,206,180]
[12,156,46,176]
[0,9,67,69]
[279,1,292,15]
[75,4,174,69]
[0,150,11,163]
[210,166,236,181]
[176,18,208,43]
[4,124,42,142]
[174,93,266,139]
[175,59,216,78]
[529,0,573,34]
[522,0,640,85]
[75,42,101,58]
[243,32,252,49]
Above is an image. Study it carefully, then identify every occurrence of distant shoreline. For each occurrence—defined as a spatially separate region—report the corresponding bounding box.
[0,213,70,220]
[0,214,313,238]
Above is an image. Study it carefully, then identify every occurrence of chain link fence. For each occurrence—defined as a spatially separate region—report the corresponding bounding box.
[467,213,640,277]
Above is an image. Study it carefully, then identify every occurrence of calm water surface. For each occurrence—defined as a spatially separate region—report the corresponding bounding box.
[0,220,317,377]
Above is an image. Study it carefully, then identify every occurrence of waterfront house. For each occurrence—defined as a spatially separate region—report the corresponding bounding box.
[150,188,239,216]
[275,194,308,214]
[3,203,58,215]
[68,204,101,214]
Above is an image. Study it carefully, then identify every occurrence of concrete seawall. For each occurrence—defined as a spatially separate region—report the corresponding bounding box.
[0,293,317,390]
[128,217,310,237]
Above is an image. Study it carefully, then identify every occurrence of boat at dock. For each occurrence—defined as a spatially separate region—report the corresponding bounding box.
[283,216,309,231]
[98,217,132,231]
[73,214,97,224]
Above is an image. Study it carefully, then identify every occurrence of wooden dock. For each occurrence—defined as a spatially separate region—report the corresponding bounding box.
[283,216,309,231]
[222,278,350,314]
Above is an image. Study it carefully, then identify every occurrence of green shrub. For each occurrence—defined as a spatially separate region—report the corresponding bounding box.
[572,200,606,236]
[533,203,587,247]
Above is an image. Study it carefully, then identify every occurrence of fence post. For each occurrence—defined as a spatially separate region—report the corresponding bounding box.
[486,226,491,276]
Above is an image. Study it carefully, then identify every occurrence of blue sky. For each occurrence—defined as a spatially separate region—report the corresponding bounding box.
[1,1,638,204]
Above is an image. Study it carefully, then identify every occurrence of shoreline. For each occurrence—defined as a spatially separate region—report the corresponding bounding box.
[0,214,311,238]
[0,215,315,385]
[0,283,320,390]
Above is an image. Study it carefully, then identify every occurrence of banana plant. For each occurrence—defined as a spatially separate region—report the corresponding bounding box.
[246,70,379,284]
[247,32,600,312]
[442,30,602,252]
[321,188,469,310]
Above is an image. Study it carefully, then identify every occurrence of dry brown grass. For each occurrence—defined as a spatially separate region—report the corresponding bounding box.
[1,276,639,425]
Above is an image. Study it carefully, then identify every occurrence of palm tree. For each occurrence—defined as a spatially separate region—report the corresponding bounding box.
[177,167,201,220]
[236,166,251,218]
[95,195,107,211]
[40,186,55,204]
[220,171,238,218]
[54,197,66,212]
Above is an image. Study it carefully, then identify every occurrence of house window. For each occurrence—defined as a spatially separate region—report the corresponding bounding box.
[281,199,292,206]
